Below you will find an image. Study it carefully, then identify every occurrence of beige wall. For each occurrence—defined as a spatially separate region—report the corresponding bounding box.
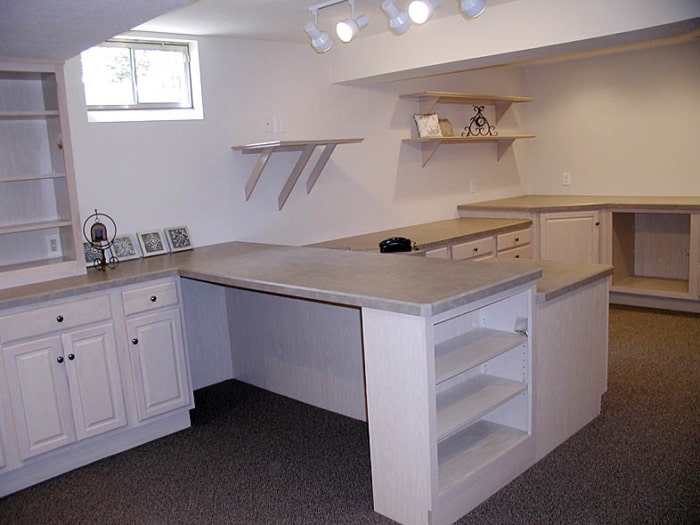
[523,41,700,195]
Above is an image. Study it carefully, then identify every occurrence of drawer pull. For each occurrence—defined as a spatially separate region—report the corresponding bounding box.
[473,247,479,252]
[67,353,75,360]
[56,355,64,364]
[56,315,64,323]
[515,254,520,258]
[131,338,139,345]
[514,237,520,242]
[150,295,158,303]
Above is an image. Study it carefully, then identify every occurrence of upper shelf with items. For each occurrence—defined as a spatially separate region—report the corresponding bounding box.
[232,138,363,210]
[400,92,534,124]
[400,92,535,165]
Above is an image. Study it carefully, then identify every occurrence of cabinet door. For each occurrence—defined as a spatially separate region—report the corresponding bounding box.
[3,336,76,459]
[61,323,127,440]
[539,211,600,263]
[127,308,190,421]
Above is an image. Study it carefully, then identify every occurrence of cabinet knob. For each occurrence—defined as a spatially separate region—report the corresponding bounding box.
[67,353,75,360]
[515,254,520,258]
[56,315,64,323]
[595,222,600,226]
[131,338,139,345]
[150,295,158,302]
[473,247,479,252]
[514,237,520,242]
[56,355,64,364]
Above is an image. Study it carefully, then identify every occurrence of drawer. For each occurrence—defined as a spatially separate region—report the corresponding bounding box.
[424,246,450,259]
[0,294,112,342]
[497,228,531,252]
[451,237,495,261]
[498,245,532,260]
[122,279,179,316]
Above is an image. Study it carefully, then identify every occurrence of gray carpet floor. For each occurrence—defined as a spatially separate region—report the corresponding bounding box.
[1,305,698,524]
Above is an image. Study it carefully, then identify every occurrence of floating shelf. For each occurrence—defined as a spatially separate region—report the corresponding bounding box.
[403,135,536,166]
[399,92,533,123]
[231,138,363,210]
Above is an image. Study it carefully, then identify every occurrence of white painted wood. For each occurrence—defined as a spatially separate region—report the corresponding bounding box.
[361,307,434,525]
[0,293,112,342]
[497,227,531,250]
[0,61,84,289]
[434,328,526,384]
[180,278,234,389]
[226,288,366,420]
[497,244,531,259]
[121,279,179,316]
[539,210,601,263]
[451,236,495,260]
[127,307,191,421]
[424,245,450,258]
[61,323,127,440]
[532,278,609,460]
[2,335,77,459]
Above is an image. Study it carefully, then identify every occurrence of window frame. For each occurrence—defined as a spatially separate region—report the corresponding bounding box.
[82,35,204,123]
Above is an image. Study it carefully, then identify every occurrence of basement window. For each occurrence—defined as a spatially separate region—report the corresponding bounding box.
[80,37,203,122]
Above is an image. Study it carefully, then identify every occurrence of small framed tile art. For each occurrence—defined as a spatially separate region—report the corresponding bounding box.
[164,225,193,253]
[137,230,168,257]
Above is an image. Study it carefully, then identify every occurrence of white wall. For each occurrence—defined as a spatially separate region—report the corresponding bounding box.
[523,41,700,195]
[63,35,529,248]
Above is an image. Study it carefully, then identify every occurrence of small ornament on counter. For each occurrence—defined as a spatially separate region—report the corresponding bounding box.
[462,105,497,137]
[82,209,118,271]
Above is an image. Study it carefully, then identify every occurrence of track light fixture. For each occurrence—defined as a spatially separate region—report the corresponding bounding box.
[460,0,486,18]
[381,0,411,35]
[408,0,443,25]
[336,0,368,43]
[306,0,486,53]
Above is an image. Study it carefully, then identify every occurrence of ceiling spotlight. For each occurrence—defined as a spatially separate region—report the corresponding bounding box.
[336,0,368,43]
[381,0,411,35]
[408,0,443,25]
[460,0,486,18]
[305,20,332,53]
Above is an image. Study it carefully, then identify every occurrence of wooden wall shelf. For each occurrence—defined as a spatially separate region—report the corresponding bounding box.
[399,92,533,123]
[403,135,536,166]
[232,138,363,210]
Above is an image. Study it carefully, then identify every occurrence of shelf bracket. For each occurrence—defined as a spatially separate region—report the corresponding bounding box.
[232,138,363,210]
[496,138,516,161]
[494,101,514,124]
[418,96,439,114]
[420,141,441,167]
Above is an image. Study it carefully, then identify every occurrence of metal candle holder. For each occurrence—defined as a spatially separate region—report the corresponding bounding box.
[82,209,118,271]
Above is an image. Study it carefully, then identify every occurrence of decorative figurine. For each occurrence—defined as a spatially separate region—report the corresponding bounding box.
[82,209,119,271]
[462,105,497,137]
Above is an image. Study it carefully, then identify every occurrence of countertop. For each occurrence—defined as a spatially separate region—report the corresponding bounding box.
[309,217,532,252]
[457,195,700,213]
[0,242,542,317]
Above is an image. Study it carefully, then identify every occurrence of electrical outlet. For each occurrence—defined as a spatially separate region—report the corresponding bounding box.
[469,179,477,193]
[46,233,62,257]
[562,172,572,186]
[263,115,273,134]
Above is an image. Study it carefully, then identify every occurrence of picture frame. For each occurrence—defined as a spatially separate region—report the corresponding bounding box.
[439,118,454,137]
[83,242,104,268]
[413,113,442,138]
[111,233,140,261]
[137,230,168,257]
[164,225,193,253]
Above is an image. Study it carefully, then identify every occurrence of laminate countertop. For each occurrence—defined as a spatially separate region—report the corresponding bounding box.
[309,217,532,252]
[0,242,541,317]
[457,194,700,213]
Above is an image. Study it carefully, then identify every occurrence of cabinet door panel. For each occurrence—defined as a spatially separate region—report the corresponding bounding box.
[127,308,190,421]
[540,212,600,264]
[3,336,76,459]
[62,324,127,440]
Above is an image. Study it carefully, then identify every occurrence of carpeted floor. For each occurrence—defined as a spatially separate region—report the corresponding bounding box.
[1,305,698,524]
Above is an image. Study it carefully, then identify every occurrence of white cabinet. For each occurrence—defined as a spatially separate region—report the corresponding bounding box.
[0,61,84,289]
[451,236,496,261]
[362,284,534,525]
[0,296,126,460]
[539,210,600,263]
[122,279,191,421]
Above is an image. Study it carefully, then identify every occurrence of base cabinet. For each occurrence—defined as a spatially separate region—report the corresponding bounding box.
[0,276,192,497]
[362,283,534,525]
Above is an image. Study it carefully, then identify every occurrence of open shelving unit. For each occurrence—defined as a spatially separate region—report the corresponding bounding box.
[400,92,535,165]
[231,138,363,210]
[0,63,85,289]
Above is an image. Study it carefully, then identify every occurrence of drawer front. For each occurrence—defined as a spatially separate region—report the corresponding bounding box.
[452,237,496,261]
[424,246,451,259]
[0,294,112,343]
[122,279,179,316]
[497,228,532,252]
[497,245,532,260]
